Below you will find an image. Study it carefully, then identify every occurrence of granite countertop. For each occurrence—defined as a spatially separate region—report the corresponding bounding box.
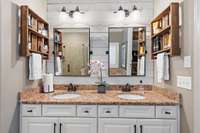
[19,85,180,105]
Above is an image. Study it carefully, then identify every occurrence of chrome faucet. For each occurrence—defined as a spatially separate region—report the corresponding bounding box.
[120,83,131,92]
[65,83,78,92]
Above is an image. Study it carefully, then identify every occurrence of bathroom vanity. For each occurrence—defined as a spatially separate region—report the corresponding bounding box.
[19,86,180,133]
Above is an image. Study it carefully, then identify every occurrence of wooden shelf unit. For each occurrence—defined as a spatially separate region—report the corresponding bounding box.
[151,3,180,59]
[53,29,63,57]
[138,28,146,57]
[20,5,50,59]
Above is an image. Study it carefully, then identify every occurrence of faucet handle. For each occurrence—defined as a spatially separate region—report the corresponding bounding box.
[73,85,79,91]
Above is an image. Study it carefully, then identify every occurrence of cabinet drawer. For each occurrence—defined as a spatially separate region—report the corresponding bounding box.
[42,105,76,116]
[119,105,155,118]
[98,105,118,117]
[77,105,97,117]
[21,104,42,117]
[156,106,177,119]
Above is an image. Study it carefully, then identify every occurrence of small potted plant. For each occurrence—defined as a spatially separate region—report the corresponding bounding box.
[89,60,108,93]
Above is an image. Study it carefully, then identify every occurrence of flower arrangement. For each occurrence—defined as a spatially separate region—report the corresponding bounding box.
[89,60,108,93]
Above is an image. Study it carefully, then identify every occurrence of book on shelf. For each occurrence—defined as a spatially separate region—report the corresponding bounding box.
[31,34,37,51]
[163,34,171,49]
[162,15,170,29]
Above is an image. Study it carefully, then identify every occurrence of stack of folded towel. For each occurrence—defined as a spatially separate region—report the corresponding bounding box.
[29,53,42,80]
[156,53,170,83]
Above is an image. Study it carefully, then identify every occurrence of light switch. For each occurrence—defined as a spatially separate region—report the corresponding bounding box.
[184,56,191,68]
[177,76,192,90]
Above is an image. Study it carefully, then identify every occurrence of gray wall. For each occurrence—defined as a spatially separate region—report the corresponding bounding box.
[0,0,47,133]
[153,0,193,133]
[47,0,154,85]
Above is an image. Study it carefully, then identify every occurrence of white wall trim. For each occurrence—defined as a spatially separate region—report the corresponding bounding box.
[193,0,200,132]
[0,0,2,131]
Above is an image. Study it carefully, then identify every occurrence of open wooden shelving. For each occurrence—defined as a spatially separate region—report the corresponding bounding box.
[138,28,146,57]
[20,5,50,59]
[151,3,180,59]
[53,29,63,58]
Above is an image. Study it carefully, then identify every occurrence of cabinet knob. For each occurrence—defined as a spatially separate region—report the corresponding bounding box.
[165,111,171,115]
[27,110,33,113]
[84,110,89,113]
[105,110,111,113]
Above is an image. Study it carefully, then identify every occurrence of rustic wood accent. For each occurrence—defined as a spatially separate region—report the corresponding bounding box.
[53,29,63,57]
[20,5,50,59]
[151,3,180,59]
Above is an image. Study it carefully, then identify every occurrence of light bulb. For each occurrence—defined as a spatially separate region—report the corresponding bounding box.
[73,11,81,22]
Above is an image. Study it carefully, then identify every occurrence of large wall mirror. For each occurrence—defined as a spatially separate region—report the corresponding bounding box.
[54,28,90,76]
[108,27,146,77]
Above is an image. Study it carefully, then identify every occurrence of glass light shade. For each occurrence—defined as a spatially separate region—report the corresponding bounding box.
[118,10,125,21]
[73,11,82,22]
[59,12,67,22]
[131,10,140,21]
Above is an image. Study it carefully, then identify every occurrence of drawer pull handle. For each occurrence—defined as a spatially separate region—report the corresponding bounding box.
[165,111,171,115]
[140,125,143,133]
[54,123,56,133]
[134,125,137,133]
[59,123,62,133]
[27,110,33,113]
[84,110,89,113]
[105,110,111,113]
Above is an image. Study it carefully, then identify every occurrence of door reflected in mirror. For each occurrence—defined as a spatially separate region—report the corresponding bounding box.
[108,27,146,77]
[54,28,90,76]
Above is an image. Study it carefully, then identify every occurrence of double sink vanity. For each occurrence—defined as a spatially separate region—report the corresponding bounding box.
[19,85,180,133]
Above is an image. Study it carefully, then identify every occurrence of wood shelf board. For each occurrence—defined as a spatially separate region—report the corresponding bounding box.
[152,48,171,55]
[139,40,145,44]
[28,27,49,40]
[151,26,171,38]
[151,3,179,23]
[29,49,49,56]
[28,8,48,25]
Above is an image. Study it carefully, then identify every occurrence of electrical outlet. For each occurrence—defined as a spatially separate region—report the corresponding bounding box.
[184,56,191,68]
[177,76,192,90]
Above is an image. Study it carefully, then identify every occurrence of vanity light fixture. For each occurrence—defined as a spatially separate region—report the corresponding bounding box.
[61,6,67,13]
[69,6,84,18]
[60,6,84,21]
[113,5,140,19]
[114,5,129,18]
[131,5,140,20]
[60,6,68,22]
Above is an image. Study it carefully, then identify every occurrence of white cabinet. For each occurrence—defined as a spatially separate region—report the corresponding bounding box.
[60,118,97,133]
[22,117,58,133]
[20,104,179,133]
[99,118,137,133]
[138,119,177,133]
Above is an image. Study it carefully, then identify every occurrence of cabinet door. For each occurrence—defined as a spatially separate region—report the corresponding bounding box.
[99,118,137,133]
[59,118,97,133]
[22,117,58,133]
[138,119,177,133]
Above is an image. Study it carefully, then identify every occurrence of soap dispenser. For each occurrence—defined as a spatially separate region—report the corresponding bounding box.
[139,80,144,95]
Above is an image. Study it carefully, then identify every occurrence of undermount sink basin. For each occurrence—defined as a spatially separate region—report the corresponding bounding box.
[118,94,145,100]
[52,93,80,100]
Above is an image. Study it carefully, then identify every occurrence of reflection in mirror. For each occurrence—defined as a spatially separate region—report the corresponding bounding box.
[54,28,90,76]
[108,27,146,76]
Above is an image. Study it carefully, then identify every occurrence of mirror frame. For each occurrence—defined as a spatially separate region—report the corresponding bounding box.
[108,27,147,77]
[53,27,91,77]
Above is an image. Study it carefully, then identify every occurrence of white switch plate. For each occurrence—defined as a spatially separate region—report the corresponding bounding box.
[184,56,191,68]
[177,76,192,90]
